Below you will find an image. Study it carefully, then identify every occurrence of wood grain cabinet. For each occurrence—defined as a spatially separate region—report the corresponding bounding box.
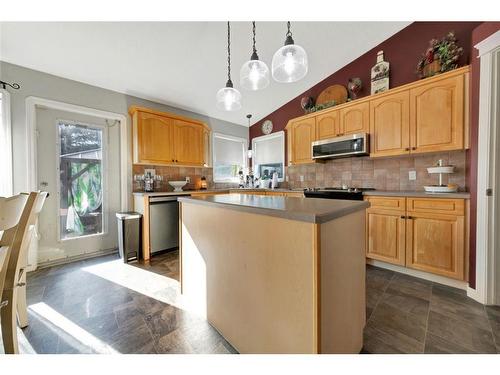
[287,117,316,165]
[409,74,465,153]
[365,197,406,266]
[365,196,466,280]
[370,91,410,157]
[339,101,369,136]
[130,106,210,167]
[316,110,340,140]
[405,198,465,280]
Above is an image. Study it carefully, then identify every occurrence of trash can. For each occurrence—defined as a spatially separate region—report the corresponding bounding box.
[116,212,142,263]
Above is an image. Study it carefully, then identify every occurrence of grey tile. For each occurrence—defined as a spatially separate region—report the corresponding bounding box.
[156,328,195,354]
[362,325,412,354]
[366,302,426,353]
[427,310,496,353]
[430,284,491,330]
[366,265,394,291]
[109,314,155,354]
[387,273,432,301]
[424,332,477,354]
[381,288,430,322]
[485,306,500,351]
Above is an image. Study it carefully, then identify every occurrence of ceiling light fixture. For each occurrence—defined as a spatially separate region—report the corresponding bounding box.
[240,22,270,91]
[271,21,308,83]
[216,22,242,111]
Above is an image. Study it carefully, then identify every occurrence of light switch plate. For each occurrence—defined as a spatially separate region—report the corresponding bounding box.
[300,175,304,182]
[185,176,191,183]
[409,170,417,181]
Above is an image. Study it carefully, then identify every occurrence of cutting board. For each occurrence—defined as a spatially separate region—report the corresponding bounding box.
[316,85,348,105]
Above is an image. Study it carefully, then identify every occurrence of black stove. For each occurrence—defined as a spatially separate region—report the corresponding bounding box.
[303,187,375,201]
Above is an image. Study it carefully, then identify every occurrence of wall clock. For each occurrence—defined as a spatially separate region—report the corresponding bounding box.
[261,119,273,135]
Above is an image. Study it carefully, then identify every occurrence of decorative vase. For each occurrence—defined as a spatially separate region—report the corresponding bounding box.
[347,78,363,100]
[422,60,442,77]
[300,96,314,113]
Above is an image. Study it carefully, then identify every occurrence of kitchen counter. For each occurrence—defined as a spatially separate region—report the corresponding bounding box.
[132,189,230,197]
[363,190,470,199]
[179,193,367,353]
[178,194,368,224]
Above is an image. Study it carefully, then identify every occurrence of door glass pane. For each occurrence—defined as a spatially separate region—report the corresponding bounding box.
[58,122,103,240]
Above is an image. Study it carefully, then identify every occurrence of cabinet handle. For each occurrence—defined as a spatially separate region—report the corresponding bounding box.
[405,147,410,151]
[411,147,417,151]
[400,215,406,219]
[407,216,413,220]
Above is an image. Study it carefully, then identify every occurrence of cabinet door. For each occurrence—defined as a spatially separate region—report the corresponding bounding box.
[405,212,465,280]
[339,101,369,136]
[410,74,464,153]
[370,91,410,157]
[289,118,316,164]
[366,208,406,266]
[135,111,174,164]
[316,110,340,140]
[173,120,204,166]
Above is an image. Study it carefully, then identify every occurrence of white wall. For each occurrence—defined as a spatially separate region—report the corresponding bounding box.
[0,61,249,196]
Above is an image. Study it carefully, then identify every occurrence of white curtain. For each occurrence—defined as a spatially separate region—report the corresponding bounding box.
[213,134,246,166]
[253,132,284,166]
[0,89,13,197]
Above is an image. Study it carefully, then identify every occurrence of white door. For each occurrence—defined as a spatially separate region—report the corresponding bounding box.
[36,108,121,264]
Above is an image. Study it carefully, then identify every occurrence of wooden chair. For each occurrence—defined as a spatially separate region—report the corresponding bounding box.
[0,192,38,354]
[16,192,48,329]
[0,194,29,310]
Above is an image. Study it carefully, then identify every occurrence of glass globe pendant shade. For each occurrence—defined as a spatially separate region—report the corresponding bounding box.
[272,43,308,83]
[216,81,242,111]
[240,58,270,91]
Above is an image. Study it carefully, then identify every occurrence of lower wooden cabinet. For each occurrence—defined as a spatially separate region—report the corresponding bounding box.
[365,196,466,281]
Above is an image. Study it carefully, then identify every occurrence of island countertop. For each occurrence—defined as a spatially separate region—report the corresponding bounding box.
[178,194,369,224]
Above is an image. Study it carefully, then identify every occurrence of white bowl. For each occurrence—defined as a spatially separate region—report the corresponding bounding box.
[169,181,187,192]
[424,185,458,193]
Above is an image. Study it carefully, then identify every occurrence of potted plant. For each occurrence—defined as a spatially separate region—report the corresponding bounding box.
[416,32,464,78]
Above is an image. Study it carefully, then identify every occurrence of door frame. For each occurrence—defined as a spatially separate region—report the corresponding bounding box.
[25,96,129,269]
[472,30,500,305]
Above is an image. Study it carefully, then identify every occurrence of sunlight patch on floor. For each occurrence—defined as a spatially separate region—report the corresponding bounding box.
[29,302,118,354]
[82,259,188,311]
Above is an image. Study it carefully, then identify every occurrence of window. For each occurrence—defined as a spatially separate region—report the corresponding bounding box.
[252,131,285,182]
[0,89,13,196]
[213,133,247,183]
[58,120,105,240]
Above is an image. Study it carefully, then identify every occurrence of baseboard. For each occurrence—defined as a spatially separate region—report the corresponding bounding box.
[367,259,468,290]
[32,248,118,271]
[466,286,486,304]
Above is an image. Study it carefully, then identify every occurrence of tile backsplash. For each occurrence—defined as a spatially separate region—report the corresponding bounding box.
[132,165,238,191]
[285,151,467,191]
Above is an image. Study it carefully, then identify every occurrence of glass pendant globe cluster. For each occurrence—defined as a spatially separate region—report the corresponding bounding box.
[216,21,308,112]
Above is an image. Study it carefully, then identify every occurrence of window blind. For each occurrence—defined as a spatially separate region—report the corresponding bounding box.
[213,134,246,166]
[0,90,13,196]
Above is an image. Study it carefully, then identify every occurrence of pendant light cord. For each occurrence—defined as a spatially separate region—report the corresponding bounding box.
[227,21,232,83]
[252,21,257,54]
[286,21,292,37]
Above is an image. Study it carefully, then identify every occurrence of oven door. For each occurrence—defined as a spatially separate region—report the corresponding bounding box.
[312,133,368,159]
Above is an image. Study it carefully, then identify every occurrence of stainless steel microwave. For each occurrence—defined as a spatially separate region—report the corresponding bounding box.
[312,133,369,160]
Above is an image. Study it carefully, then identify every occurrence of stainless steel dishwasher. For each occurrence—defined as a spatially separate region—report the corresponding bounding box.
[149,195,187,254]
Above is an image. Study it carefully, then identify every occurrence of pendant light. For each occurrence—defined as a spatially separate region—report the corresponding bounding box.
[246,114,253,159]
[240,22,270,91]
[216,22,242,111]
[271,21,308,83]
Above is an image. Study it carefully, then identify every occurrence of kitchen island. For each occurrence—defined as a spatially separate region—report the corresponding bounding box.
[178,194,369,354]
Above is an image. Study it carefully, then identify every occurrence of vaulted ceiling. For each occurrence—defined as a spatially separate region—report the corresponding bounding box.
[0,22,410,126]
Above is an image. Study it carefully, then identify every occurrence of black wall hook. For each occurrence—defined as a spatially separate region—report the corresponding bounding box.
[0,80,21,90]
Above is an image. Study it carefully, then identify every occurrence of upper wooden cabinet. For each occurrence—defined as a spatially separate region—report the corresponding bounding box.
[287,117,316,165]
[409,74,465,153]
[370,91,410,157]
[130,106,210,167]
[285,66,469,163]
[316,110,340,140]
[339,101,369,136]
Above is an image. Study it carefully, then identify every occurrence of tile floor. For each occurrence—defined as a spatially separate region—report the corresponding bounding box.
[365,265,500,354]
[1,252,499,354]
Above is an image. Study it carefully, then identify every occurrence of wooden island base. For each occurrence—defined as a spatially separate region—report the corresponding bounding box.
[179,197,366,354]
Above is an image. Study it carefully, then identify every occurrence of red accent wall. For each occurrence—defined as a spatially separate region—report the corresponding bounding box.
[467,22,500,288]
[250,22,480,141]
[249,21,500,288]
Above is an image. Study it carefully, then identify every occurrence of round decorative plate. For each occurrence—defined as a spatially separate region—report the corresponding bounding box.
[316,85,348,105]
[262,120,273,135]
